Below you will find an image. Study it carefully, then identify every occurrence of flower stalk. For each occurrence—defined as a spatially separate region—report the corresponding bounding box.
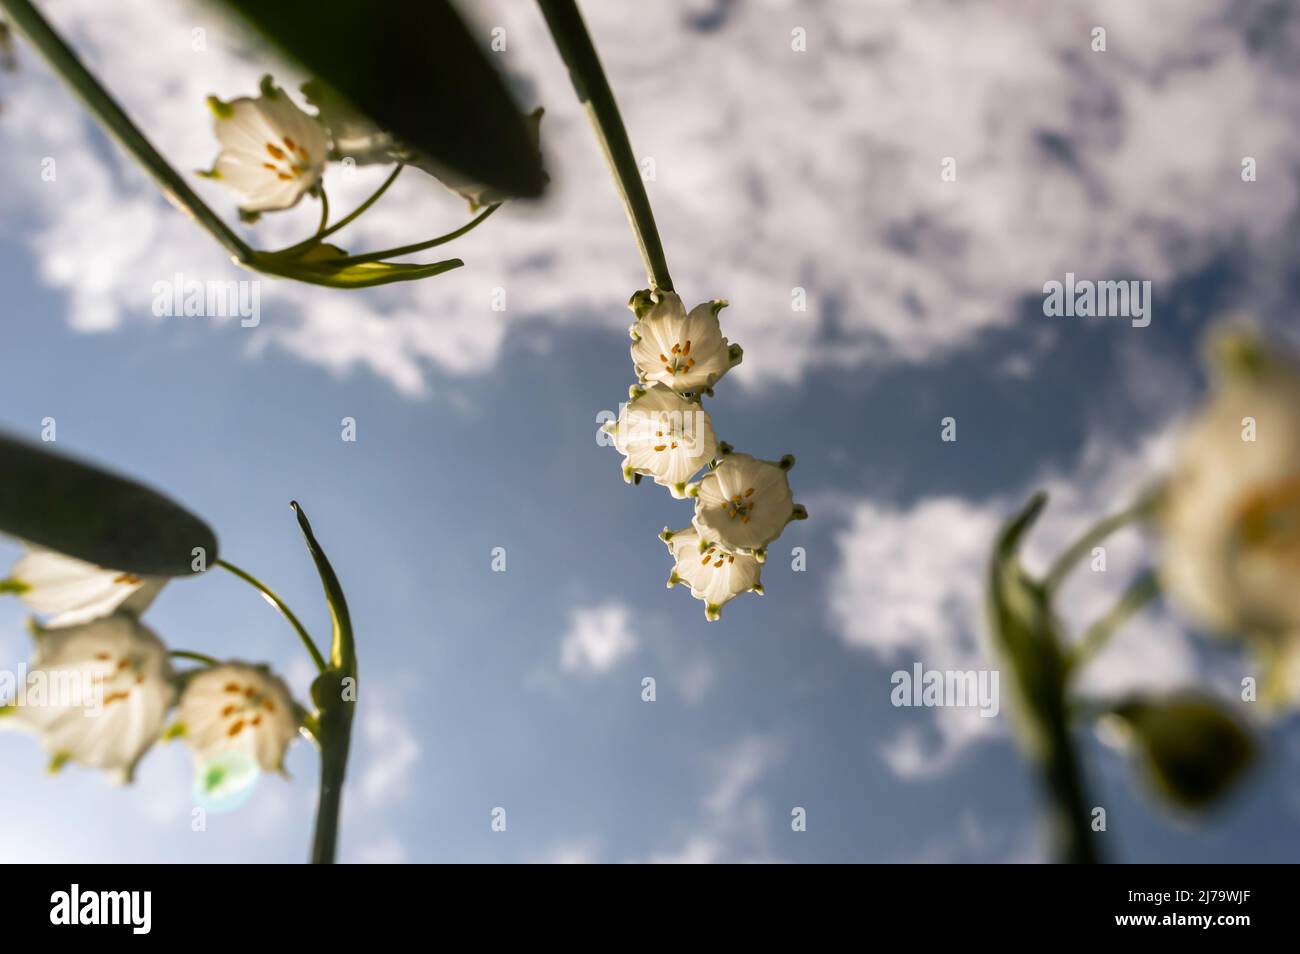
[537,0,674,292]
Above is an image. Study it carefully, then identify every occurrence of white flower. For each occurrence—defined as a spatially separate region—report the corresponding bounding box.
[1,548,163,628]
[629,290,742,396]
[662,526,762,621]
[1159,330,1300,702]
[177,663,298,774]
[690,452,804,556]
[606,384,717,497]
[2,614,175,782]
[203,76,328,213]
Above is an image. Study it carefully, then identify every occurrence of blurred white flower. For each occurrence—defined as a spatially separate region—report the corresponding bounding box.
[203,76,328,213]
[691,452,802,557]
[177,662,297,775]
[1,548,163,628]
[1160,329,1300,703]
[606,383,717,497]
[2,613,175,782]
[629,291,741,396]
[662,526,762,621]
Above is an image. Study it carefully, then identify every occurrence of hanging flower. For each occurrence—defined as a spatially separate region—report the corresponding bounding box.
[1,613,175,782]
[1,548,162,628]
[690,450,805,557]
[202,76,328,214]
[629,290,742,397]
[1158,329,1300,703]
[176,662,298,775]
[661,526,762,621]
[605,383,717,497]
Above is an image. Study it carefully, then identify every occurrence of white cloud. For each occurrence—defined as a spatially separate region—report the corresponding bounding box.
[357,695,420,807]
[3,0,1296,393]
[559,602,638,675]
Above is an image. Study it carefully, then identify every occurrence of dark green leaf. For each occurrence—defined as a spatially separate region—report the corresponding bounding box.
[0,433,217,576]
[1114,694,1255,810]
[208,0,545,199]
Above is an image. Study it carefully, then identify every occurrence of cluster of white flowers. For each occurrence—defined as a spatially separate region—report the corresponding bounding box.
[202,75,539,216]
[605,289,806,620]
[0,550,298,792]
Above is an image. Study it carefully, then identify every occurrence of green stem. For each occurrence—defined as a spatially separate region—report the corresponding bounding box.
[270,165,404,259]
[328,203,499,266]
[315,188,330,235]
[216,558,327,672]
[1043,495,1156,594]
[292,502,356,865]
[1069,570,1160,675]
[169,649,219,667]
[537,0,673,291]
[0,0,252,265]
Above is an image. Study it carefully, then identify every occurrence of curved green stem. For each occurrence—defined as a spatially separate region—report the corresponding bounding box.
[327,203,499,266]
[1043,494,1157,595]
[0,0,253,265]
[270,165,404,259]
[216,558,327,672]
[314,188,330,235]
[1068,570,1160,675]
[169,649,219,667]
[538,0,673,291]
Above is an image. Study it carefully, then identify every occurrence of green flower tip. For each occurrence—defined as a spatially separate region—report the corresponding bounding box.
[659,528,676,543]
[754,548,767,564]
[162,722,187,742]
[718,441,734,456]
[205,94,233,119]
[705,603,722,622]
[1206,325,1274,386]
[710,299,730,317]
[752,583,765,596]
[0,703,16,719]
[792,504,809,521]
[47,751,71,776]
[258,74,280,99]
[627,288,656,320]
[667,572,680,589]
[628,384,646,400]
[621,466,636,484]
[0,578,30,595]
[779,454,796,471]
[728,343,744,365]
[672,481,688,496]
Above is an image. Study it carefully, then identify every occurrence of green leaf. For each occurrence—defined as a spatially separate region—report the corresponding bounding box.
[208,0,545,200]
[0,433,218,577]
[1112,694,1256,810]
[253,250,463,289]
[985,493,1063,725]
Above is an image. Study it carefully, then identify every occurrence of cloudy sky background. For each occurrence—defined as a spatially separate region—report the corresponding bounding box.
[1,0,1299,862]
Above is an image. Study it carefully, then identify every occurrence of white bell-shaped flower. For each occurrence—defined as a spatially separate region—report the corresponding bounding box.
[2,548,162,628]
[661,526,762,621]
[176,662,298,775]
[629,290,742,396]
[690,451,803,557]
[606,384,717,497]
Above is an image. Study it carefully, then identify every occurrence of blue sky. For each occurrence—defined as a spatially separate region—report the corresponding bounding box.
[1,0,1298,863]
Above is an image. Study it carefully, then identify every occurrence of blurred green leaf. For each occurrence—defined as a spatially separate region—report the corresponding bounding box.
[208,0,545,200]
[986,492,1063,726]
[254,249,463,288]
[0,433,218,576]
[1114,694,1256,810]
